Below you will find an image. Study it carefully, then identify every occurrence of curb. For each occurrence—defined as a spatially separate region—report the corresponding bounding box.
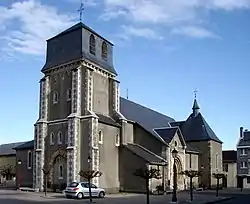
[205,197,234,204]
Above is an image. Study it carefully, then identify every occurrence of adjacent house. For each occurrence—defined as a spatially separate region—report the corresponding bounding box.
[222,150,237,188]
[236,127,250,188]
[0,142,24,186]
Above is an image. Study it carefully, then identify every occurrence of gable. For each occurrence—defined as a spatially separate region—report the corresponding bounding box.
[154,127,186,147]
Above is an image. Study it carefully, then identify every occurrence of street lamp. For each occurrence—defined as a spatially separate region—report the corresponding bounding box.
[87,155,93,202]
[172,149,178,202]
[17,159,22,190]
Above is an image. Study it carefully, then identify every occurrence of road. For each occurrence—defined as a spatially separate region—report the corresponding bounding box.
[219,195,250,204]
[0,188,249,204]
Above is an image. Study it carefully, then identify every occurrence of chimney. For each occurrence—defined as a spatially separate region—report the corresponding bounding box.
[240,127,244,138]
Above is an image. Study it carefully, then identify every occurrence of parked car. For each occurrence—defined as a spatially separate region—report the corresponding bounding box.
[64,182,105,199]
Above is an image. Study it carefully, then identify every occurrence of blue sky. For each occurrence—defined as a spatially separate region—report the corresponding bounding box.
[0,0,250,150]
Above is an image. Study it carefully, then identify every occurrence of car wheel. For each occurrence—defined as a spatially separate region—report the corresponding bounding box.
[77,193,84,199]
[99,191,105,198]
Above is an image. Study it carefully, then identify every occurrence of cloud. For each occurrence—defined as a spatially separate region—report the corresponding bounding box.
[171,26,219,39]
[121,25,163,40]
[101,0,250,40]
[64,0,98,7]
[0,0,76,56]
[102,0,250,24]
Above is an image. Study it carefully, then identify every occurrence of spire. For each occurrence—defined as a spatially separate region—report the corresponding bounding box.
[192,89,200,117]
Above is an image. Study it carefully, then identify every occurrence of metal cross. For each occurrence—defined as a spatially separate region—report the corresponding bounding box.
[78,0,85,22]
[194,89,198,99]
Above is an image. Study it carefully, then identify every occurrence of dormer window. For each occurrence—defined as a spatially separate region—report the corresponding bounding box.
[67,88,72,101]
[101,42,108,60]
[89,34,96,55]
[52,91,58,104]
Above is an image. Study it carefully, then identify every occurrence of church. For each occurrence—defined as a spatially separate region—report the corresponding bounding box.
[13,22,223,193]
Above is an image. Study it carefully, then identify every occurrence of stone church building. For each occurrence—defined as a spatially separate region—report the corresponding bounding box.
[13,22,223,193]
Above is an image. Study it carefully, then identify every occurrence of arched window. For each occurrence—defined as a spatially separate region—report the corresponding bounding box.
[59,165,63,179]
[27,151,32,169]
[52,91,58,104]
[50,132,54,145]
[89,34,96,55]
[58,131,62,144]
[101,42,108,60]
[115,134,120,146]
[67,88,72,101]
[98,130,103,144]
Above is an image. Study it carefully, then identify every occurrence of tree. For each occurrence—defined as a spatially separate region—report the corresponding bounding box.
[212,173,226,197]
[42,167,50,197]
[78,170,102,202]
[181,170,201,201]
[0,165,15,180]
[133,167,161,204]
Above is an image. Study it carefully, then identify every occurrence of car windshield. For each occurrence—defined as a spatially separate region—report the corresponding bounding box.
[68,182,79,187]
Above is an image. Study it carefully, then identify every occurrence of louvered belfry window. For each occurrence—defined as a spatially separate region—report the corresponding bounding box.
[89,34,96,55]
[101,42,108,60]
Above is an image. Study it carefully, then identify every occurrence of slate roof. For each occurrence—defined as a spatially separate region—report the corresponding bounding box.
[120,97,175,144]
[124,143,167,165]
[153,127,199,153]
[47,22,113,45]
[222,150,237,163]
[179,112,222,143]
[0,142,25,156]
[238,131,250,146]
[13,140,34,150]
[154,127,179,143]
[186,143,200,154]
[96,113,121,127]
[42,22,117,75]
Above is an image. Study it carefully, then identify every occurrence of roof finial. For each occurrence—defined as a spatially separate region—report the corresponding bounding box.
[126,88,129,99]
[78,0,85,22]
[194,89,198,99]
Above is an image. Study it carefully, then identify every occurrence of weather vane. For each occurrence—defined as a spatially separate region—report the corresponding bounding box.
[78,0,85,22]
[194,89,198,99]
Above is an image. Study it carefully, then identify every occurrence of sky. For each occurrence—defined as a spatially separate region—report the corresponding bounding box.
[0,0,250,150]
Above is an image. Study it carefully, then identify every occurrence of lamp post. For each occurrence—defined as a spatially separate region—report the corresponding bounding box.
[17,160,22,190]
[87,155,93,203]
[172,149,178,203]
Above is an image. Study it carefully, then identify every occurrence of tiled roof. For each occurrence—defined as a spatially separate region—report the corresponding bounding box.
[0,142,25,156]
[222,150,237,162]
[13,140,34,150]
[120,97,175,143]
[96,113,121,127]
[124,143,167,164]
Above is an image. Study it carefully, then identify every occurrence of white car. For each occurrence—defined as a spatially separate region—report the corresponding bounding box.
[64,182,105,199]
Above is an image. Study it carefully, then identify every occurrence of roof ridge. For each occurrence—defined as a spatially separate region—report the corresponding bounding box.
[120,97,175,121]
[153,126,178,131]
